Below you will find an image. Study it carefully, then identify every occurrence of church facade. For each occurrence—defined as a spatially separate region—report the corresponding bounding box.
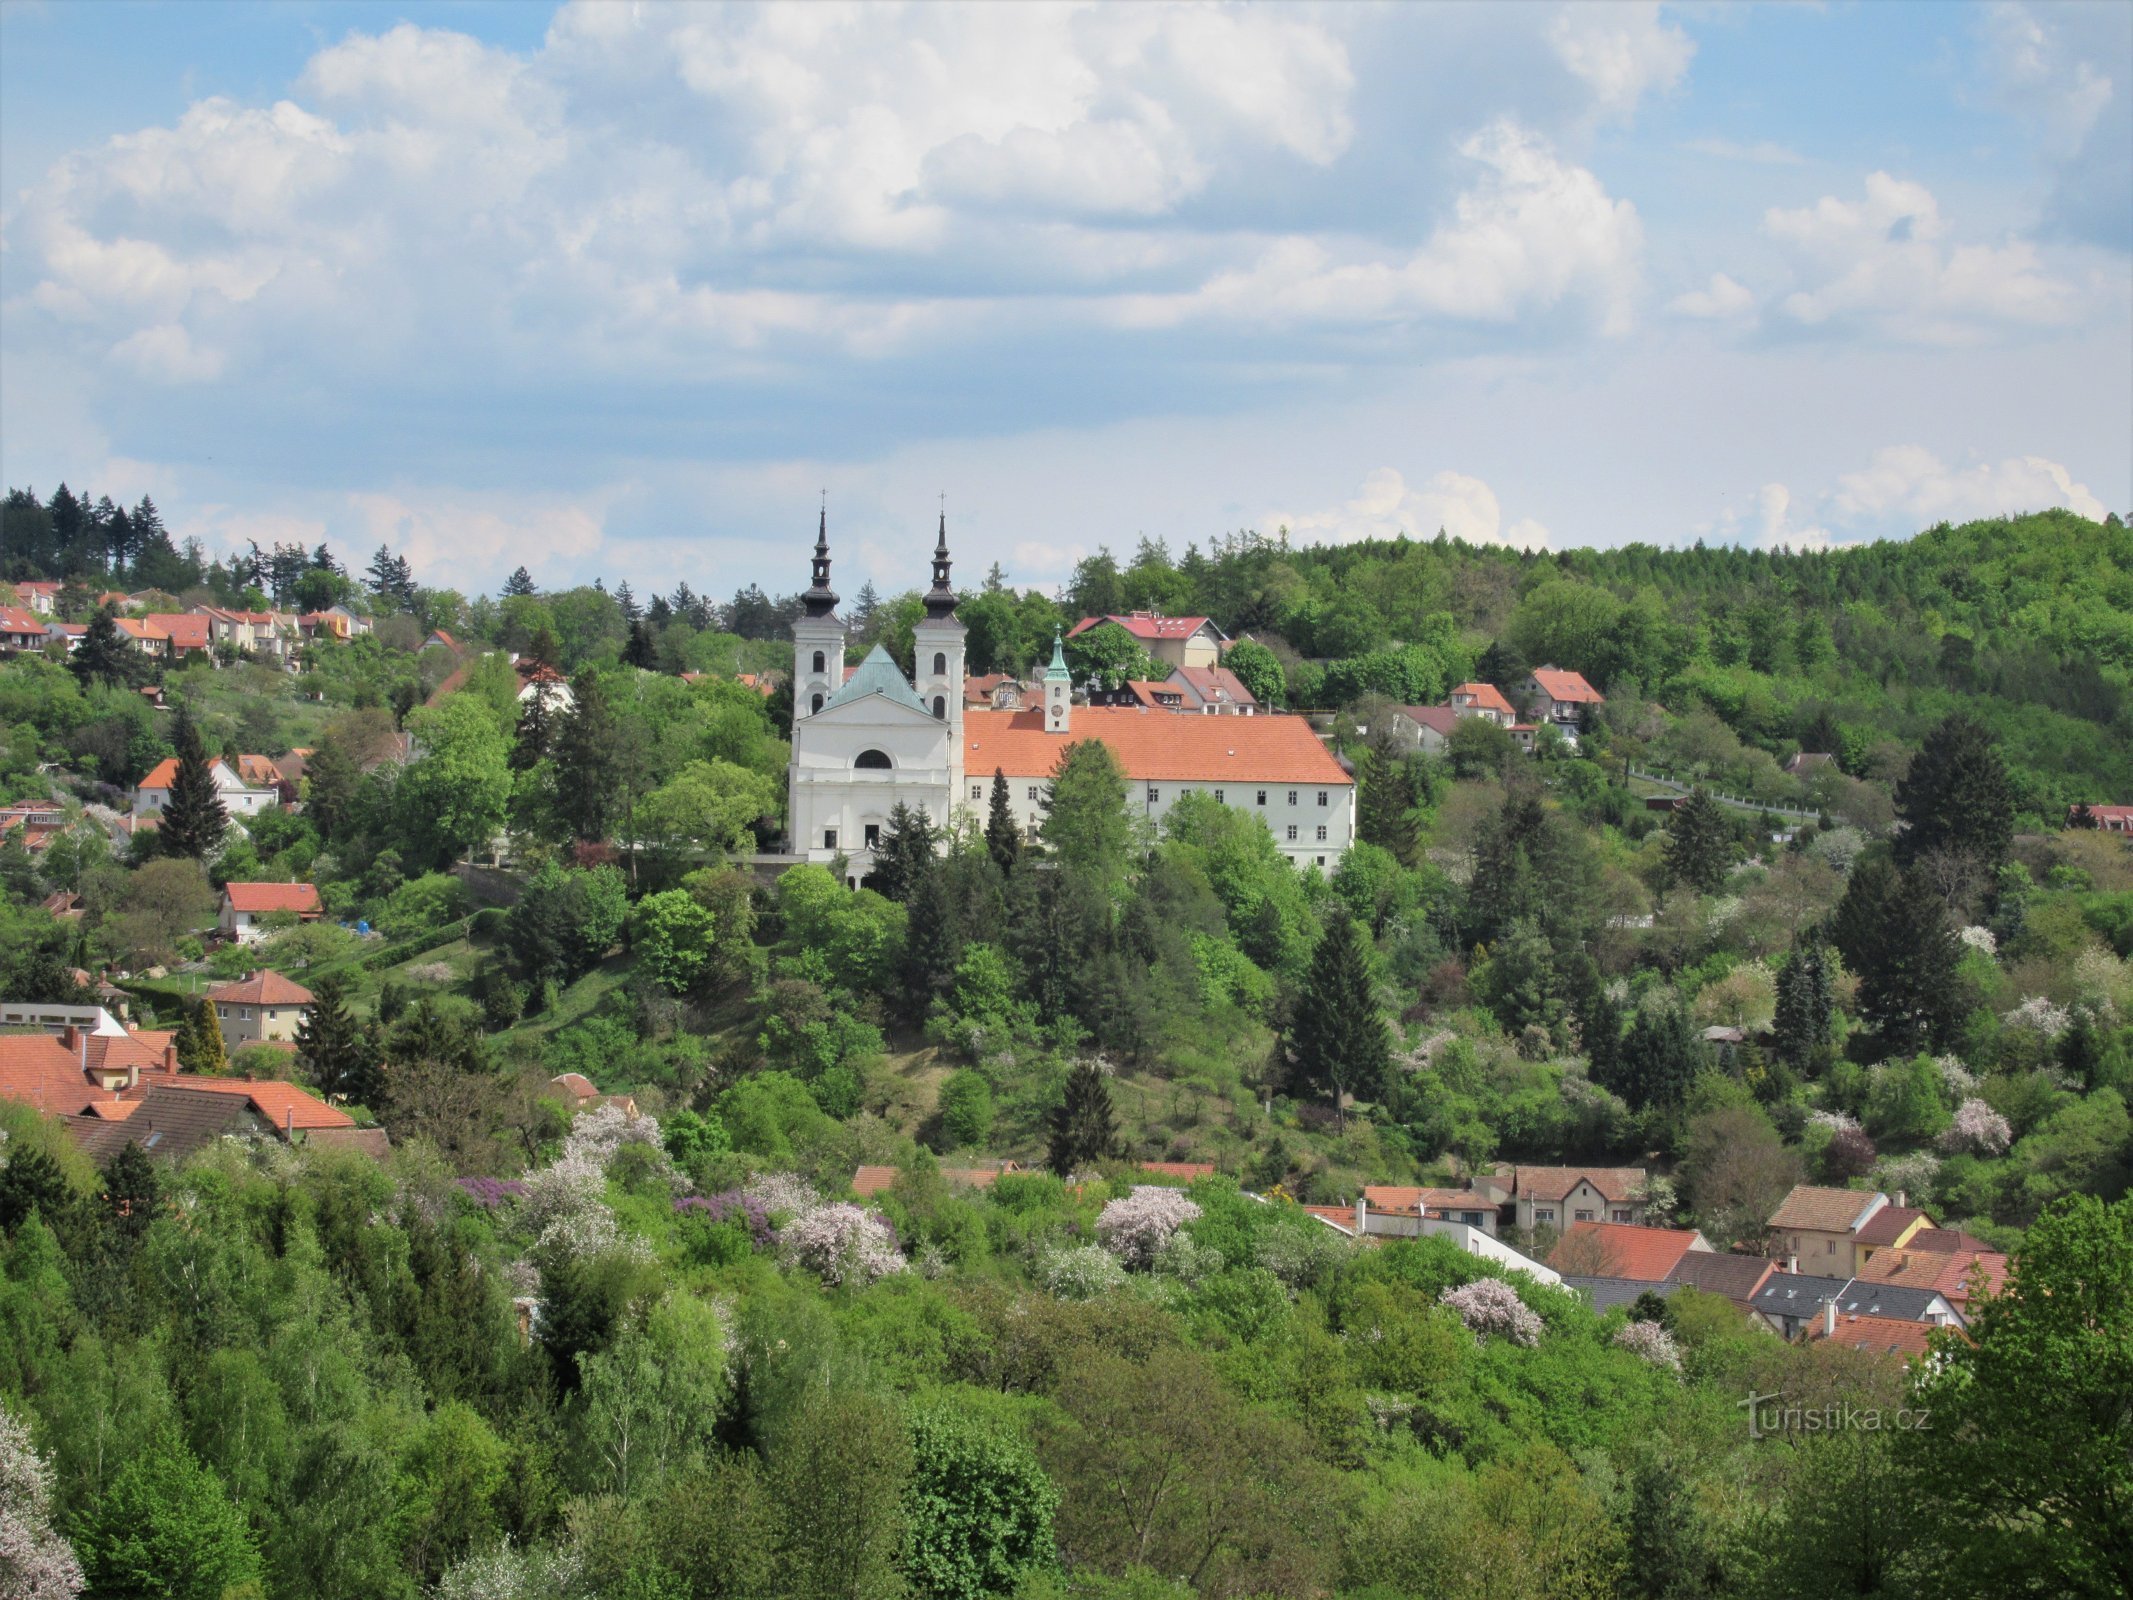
[786,515,1355,880]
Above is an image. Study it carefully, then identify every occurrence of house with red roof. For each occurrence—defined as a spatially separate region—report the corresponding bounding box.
[2070,803,2133,834]
[1767,1185,1891,1277]
[0,603,48,653]
[1391,704,1460,754]
[1446,682,1516,726]
[11,579,61,615]
[1517,667,1605,735]
[132,755,282,820]
[218,883,323,944]
[1512,1166,1652,1232]
[141,613,213,658]
[208,969,315,1044]
[1361,1183,1501,1235]
[1547,1221,1713,1282]
[1065,612,1226,672]
[112,616,172,659]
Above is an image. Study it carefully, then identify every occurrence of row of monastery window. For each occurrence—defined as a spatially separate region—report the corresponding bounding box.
[1282,825,1331,842]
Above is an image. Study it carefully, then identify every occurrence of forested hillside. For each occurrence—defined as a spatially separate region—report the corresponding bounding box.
[2,499,2131,1599]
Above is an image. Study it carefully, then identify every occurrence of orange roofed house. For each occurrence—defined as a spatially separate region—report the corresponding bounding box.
[1511,1166,1651,1232]
[219,882,323,944]
[208,969,315,1045]
[786,512,1353,882]
[1516,667,1605,738]
[1548,1221,1713,1282]
[132,755,282,819]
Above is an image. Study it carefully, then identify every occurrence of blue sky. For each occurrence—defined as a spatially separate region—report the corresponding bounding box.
[2,0,2127,598]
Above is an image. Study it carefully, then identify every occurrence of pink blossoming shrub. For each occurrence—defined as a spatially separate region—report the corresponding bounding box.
[1614,1319,1682,1371]
[780,1203,906,1286]
[1094,1186,1201,1269]
[1439,1277,1542,1347]
[0,1406,84,1600]
[1939,1097,2012,1155]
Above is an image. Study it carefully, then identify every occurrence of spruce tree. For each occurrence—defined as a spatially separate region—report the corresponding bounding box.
[1047,1059,1118,1177]
[870,803,938,904]
[1285,906,1388,1130]
[1619,1005,1699,1112]
[502,566,537,598]
[614,580,640,624]
[985,768,1021,876]
[1356,725,1420,866]
[159,709,228,861]
[1855,867,1967,1053]
[622,619,658,670]
[71,602,133,689]
[101,1140,161,1247]
[1662,788,1732,894]
[897,866,958,1025]
[295,973,382,1105]
[510,688,554,772]
[1894,712,2015,869]
[302,741,358,842]
[2068,802,2098,830]
[551,668,622,841]
[1773,937,1835,1072]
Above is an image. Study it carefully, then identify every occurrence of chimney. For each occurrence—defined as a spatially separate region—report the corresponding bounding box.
[61,1023,80,1052]
[1786,1253,1799,1275]
[1355,1193,1369,1237]
[1823,1298,1837,1338]
[1895,1190,1906,1210]
[163,1043,178,1074]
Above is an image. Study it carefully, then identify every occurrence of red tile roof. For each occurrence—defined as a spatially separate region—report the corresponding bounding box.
[137,758,181,792]
[850,1164,1007,1197]
[1662,1250,1777,1306]
[1852,1246,2007,1304]
[0,604,45,636]
[222,883,322,916]
[1449,682,1515,716]
[1304,1203,1358,1234]
[1362,1184,1494,1213]
[1067,613,1215,642]
[1809,1312,1947,1359]
[1528,667,1603,704]
[113,618,169,644]
[0,1034,102,1116]
[1516,1166,1648,1204]
[234,754,285,787]
[551,1072,598,1100]
[1174,665,1255,706]
[1855,1205,1935,1247]
[962,708,1351,785]
[171,1077,352,1130]
[205,970,315,1006]
[1548,1222,1710,1282]
[143,613,212,650]
[1139,1161,1215,1181]
[1399,705,1461,737]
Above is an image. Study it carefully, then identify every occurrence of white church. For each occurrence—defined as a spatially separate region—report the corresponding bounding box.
[786,512,1355,883]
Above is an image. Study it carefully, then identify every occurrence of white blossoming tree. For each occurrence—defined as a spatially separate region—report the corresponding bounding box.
[0,1407,84,1600]
[1440,1277,1543,1347]
[1939,1097,2013,1156]
[1094,1187,1201,1270]
[780,1203,905,1286]
[1614,1319,1682,1371]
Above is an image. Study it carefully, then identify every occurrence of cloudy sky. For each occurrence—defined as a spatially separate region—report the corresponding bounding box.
[2,1,2127,599]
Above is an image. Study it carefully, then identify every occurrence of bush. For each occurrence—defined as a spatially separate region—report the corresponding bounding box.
[937,1070,995,1150]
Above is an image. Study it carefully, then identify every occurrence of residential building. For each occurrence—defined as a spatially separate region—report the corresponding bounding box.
[788,512,1354,880]
[141,613,212,659]
[208,969,315,1044]
[963,673,1028,710]
[219,882,323,943]
[1850,1240,2007,1314]
[1746,1272,1852,1339]
[12,579,61,615]
[194,606,300,664]
[1785,752,1836,776]
[1065,611,1225,672]
[1517,667,1605,734]
[112,617,171,659]
[1390,704,1460,754]
[299,605,372,640]
[1661,1250,1778,1316]
[1546,1221,1712,1282]
[549,1072,640,1118]
[132,756,281,819]
[1446,682,1516,726]
[1750,1271,1966,1340]
[1767,1185,1890,1277]
[1512,1166,1651,1232]
[1306,1197,1561,1283]
[1361,1183,1500,1236]
[1168,664,1257,714]
[2071,803,2133,834]
[0,1021,180,1118]
[1807,1310,1947,1360]
[0,604,48,653]
[1853,1202,1937,1264]
[65,1077,386,1164]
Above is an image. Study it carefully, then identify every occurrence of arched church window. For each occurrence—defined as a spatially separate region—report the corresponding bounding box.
[812,650,826,672]
[855,749,893,769]
[932,695,946,718]
[811,693,824,714]
[932,652,946,676]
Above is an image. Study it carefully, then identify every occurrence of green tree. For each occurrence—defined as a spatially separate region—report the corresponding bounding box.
[902,1400,1058,1600]
[1662,788,1732,895]
[984,769,1020,876]
[1355,723,1421,866]
[936,1070,994,1150]
[1040,740,1132,897]
[1222,639,1285,707]
[1286,906,1388,1129]
[76,1434,262,1600]
[1907,1195,2133,1599]
[1064,621,1161,690]
[1446,714,1517,779]
[870,801,939,904]
[1851,868,1967,1052]
[181,996,228,1076]
[1772,937,1835,1072]
[70,602,133,689]
[157,709,228,862]
[631,758,777,866]
[509,862,629,986]
[1047,1060,1118,1177]
[770,1389,912,1600]
[553,668,627,842]
[301,739,358,842]
[634,889,717,995]
[400,694,512,866]
[1617,1004,1700,1112]
[1864,1053,1952,1144]
[294,971,381,1105]
[1894,711,2015,870]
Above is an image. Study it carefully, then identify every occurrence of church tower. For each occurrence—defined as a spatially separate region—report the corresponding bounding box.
[915,509,967,775]
[1043,628,1071,734]
[793,504,844,719]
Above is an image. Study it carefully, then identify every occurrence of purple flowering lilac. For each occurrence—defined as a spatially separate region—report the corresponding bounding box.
[675,1191,775,1250]
[455,1178,529,1209]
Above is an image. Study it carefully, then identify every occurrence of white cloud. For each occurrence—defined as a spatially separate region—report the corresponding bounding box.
[1830,445,2107,524]
[110,323,224,383]
[1978,2,2114,154]
[1973,1,2131,246]
[1669,271,1755,320]
[1549,2,1695,123]
[1764,172,2078,340]
[1272,466,1551,551]
[1753,483,1834,551]
[346,488,613,590]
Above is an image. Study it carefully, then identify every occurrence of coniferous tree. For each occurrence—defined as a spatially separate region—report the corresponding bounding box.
[1894,712,2015,869]
[985,768,1021,876]
[622,619,658,670]
[511,688,555,772]
[70,602,132,689]
[1854,867,1967,1053]
[1773,936,1835,1072]
[1047,1059,1118,1177]
[100,1140,161,1248]
[1618,1005,1700,1112]
[1038,740,1131,898]
[1662,788,1732,894]
[614,580,640,624]
[870,802,938,904]
[295,973,382,1106]
[1285,906,1388,1130]
[2068,802,2098,830]
[551,668,623,842]
[502,566,537,598]
[1577,980,1625,1092]
[159,709,229,861]
[182,996,229,1076]
[302,741,358,842]
[523,622,562,673]
[1356,725,1420,866]
[897,866,958,1025]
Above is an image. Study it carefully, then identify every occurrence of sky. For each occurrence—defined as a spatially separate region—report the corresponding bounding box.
[1,0,2128,600]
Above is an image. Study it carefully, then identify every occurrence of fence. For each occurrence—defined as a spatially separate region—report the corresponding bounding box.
[1627,767,1822,822]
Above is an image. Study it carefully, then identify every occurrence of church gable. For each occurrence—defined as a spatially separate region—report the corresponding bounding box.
[821,644,930,716]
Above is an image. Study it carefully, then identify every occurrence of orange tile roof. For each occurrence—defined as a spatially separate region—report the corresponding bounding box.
[552,1072,598,1100]
[1139,1161,1215,1180]
[1362,1184,1494,1213]
[0,604,45,635]
[137,758,181,792]
[171,1077,352,1130]
[851,1164,1007,1198]
[222,883,322,916]
[143,613,212,650]
[83,1031,175,1077]
[113,618,170,643]
[1175,665,1254,705]
[1809,1312,1947,1359]
[233,754,285,786]
[1527,667,1603,704]
[1449,682,1515,716]
[1852,1246,2007,1304]
[962,708,1351,785]
[206,970,315,1005]
[1067,613,1214,642]
[1516,1165,1648,1204]
[0,1034,100,1116]
[1548,1222,1710,1282]
[1304,1203,1358,1234]
[1769,1185,1885,1234]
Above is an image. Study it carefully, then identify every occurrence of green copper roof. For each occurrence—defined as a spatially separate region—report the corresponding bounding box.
[1044,629,1070,681]
[821,643,931,716]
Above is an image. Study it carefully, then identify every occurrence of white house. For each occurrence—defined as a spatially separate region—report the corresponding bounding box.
[132,756,281,818]
[1517,667,1605,734]
[218,882,323,943]
[786,512,1355,883]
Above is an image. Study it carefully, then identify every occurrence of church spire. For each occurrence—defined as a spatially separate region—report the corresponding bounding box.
[923,505,957,620]
[802,499,839,618]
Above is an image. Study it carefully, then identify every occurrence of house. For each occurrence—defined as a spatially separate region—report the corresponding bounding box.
[789,516,1355,879]
[232,754,288,794]
[0,1022,182,1117]
[1546,1221,1712,1282]
[1446,682,1516,726]
[548,1072,638,1118]
[299,605,371,640]
[963,673,1028,710]
[1168,665,1257,714]
[141,613,213,659]
[1746,1272,1852,1339]
[516,664,575,713]
[1851,1241,2007,1313]
[1750,1271,1966,1340]
[2071,803,2133,834]
[1785,752,1836,776]
[1065,612,1226,672]
[218,882,323,944]
[1807,1310,1948,1361]
[1306,1196,1562,1283]
[131,756,281,819]
[1361,1183,1500,1236]
[0,604,48,653]
[40,622,85,653]
[1662,1250,1777,1316]
[192,606,301,665]
[12,579,61,615]
[1511,1166,1650,1232]
[1517,667,1605,733]
[1852,1202,1937,1263]
[40,890,85,923]
[112,617,172,659]
[1767,1185,1890,1277]
[734,671,777,697]
[65,1077,385,1164]
[207,969,315,1044]
[424,630,463,654]
[1390,704,1460,754]
[1559,1275,1662,1314]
